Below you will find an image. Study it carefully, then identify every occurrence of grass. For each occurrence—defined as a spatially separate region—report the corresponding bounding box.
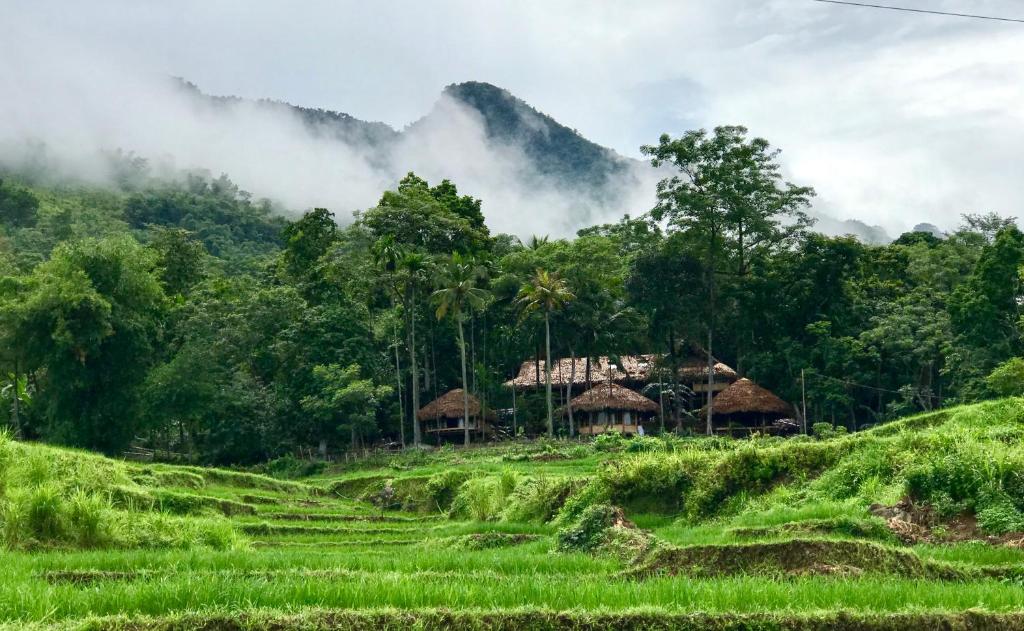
[6,400,1024,628]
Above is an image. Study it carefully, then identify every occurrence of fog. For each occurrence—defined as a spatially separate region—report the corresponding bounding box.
[0,23,656,238]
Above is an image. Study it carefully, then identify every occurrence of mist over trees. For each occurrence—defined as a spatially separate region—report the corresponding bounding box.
[1,128,1022,464]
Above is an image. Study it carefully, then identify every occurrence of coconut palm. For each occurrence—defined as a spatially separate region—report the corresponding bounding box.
[433,253,489,446]
[516,269,574,437]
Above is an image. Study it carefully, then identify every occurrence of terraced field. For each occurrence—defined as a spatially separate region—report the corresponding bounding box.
[7,400,1024,629]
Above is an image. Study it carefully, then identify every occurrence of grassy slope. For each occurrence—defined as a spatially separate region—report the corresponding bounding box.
[4,400,1024,629]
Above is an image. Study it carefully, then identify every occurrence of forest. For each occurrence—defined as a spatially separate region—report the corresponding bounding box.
[2,126,1023,465]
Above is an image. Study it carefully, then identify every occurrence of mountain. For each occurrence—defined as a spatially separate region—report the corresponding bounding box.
[423,82,637,191]
[165,79,886,240]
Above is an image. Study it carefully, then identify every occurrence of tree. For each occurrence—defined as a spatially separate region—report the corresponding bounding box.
[301,363,392,451]
[14,237,167,452]
[987,358,1024,397]
[642,126,814,434]
[948,226,1024,397]
[397,252,431,446]
[433,253,489,445]
[0,179,40,229]
[148,228,207,297]
[516,269,574,437]
[281,208,339,281]
[360,173,489,256]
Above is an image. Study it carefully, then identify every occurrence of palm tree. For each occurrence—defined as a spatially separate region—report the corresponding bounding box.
[516,269,574,438]
[433,253,489,446]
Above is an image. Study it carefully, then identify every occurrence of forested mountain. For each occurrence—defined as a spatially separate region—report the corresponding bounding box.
[418,81,636,191]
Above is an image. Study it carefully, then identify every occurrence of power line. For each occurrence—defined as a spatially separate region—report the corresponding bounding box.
[809,0,1024,23]
[805,371,943,401]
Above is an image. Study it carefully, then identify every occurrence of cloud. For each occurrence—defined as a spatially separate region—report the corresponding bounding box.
[0,12,655,238]
[3,0,1023,238]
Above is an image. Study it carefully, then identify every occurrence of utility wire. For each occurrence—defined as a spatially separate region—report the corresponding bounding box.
[806,371,943,401]
[809,0,1024,23]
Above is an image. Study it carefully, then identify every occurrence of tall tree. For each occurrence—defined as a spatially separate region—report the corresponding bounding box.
[516,269,574,437]
[433,253,489,445]
[642,126,814,433]
[398,252,431,446]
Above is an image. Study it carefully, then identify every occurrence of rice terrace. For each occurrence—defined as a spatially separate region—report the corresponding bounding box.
[7,0,1024,629]
[5,400,1024,629]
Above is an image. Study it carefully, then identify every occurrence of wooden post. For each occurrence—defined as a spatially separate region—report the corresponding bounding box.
[801,369,808,435]
[511,385,518,439]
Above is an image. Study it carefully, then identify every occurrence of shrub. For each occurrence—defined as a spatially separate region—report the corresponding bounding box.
[556,504,624,552]
[257,455,327,479]
[425,470,475,512]
[503,477,579,523]
[600,452,705,514]
[813,422,847,440]
[593,432,626,452]
[976,495,1024,534]
[625,436,664,453]
[450,477,502,521]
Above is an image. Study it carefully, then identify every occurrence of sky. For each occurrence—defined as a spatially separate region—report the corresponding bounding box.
[3,0,1024,237]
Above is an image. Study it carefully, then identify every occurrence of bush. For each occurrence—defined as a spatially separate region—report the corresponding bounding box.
[600,452,705,514]
[503,477,579,523]
[450,477,502,521]
[425,470,475,512]
[593,432,626,452]
[257,455,327,480]
[813,422,848,440]
[556,504,624,552]
[976,495,1024,534]
[625,436,664,453]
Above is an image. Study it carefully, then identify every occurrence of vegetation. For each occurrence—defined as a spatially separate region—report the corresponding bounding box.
[4,123,1024,626]
[0,401,1024,627]
[5,127,1023,462]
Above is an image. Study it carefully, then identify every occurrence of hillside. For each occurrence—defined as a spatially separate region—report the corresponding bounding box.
[6,400,1024,628]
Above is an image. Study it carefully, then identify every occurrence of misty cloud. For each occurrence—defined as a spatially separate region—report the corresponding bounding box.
[4,0,1024,238]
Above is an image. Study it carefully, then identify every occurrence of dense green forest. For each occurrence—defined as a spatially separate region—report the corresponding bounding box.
[2,126,1022,464]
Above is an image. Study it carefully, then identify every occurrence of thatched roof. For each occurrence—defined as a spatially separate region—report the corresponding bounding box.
[417,389,490,421]
[679,358,738,382]
[563,383,659,414]
[505,353,735,389]
[706,378,792,416]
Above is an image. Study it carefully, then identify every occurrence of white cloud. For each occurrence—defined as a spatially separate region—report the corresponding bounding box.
[3,0,1023,236]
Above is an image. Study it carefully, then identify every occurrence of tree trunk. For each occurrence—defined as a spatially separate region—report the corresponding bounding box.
[393,330,406,448]
[658,365,666,435]
[11,357,20,435]
[512,383,518,438]
[567,348,576,438]
[408,287,421,447]
[544,312,554,438]
[458,317,471,446]
[706,259,716,436]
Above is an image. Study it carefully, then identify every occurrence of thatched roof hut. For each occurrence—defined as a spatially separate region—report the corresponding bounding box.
[417,389,492,421]
[704,378,793,417]
[504,353,735,390]
[564,382,659,415]
[678,358,738,382]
